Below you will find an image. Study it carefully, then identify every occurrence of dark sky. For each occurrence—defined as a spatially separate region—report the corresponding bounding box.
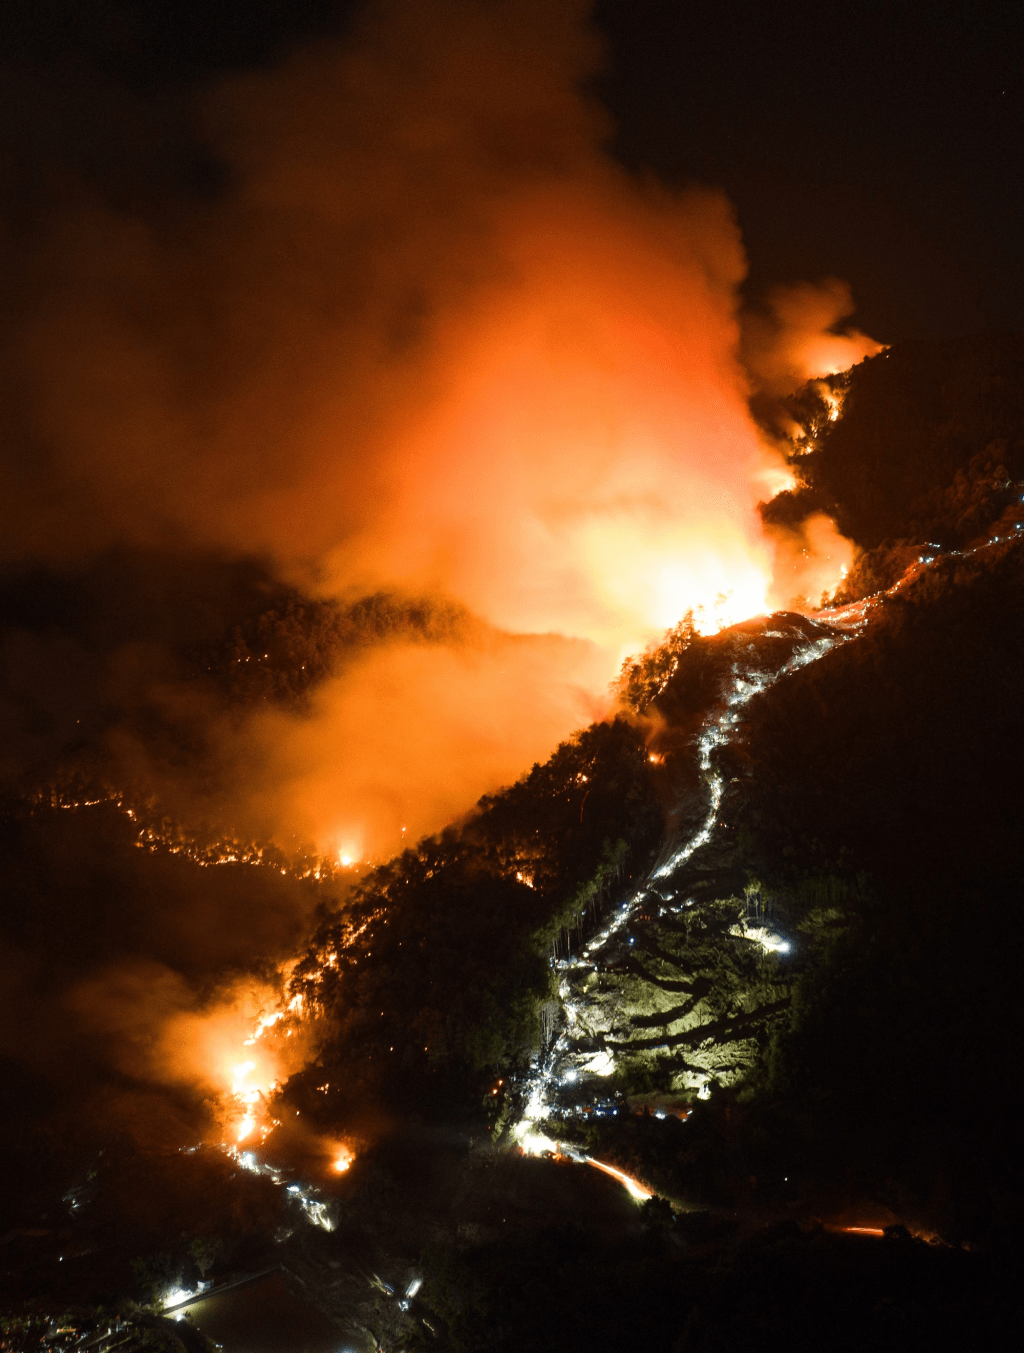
[2,0,1021,344]
[594,0,1024,343]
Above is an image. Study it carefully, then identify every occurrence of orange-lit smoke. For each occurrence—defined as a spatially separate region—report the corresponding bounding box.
[156,979,311,1145]
[766,511,856,612]
[66,962,311,1146]
[743,276,885,398]
[329,1141,356,1173]
[0,1,875,858]
[227,631,612,860]
[321,182,787,648]
[196,171,833,859]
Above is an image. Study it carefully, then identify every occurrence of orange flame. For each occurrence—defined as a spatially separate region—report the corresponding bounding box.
[154,976,309,1148]
[330,1142,356,1173]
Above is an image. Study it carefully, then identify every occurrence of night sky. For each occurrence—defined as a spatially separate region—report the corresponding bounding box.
[3,0,1021,343]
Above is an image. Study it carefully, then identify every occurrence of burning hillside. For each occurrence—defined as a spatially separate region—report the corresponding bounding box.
[4,329,1024,1349]
[1,0,1022,1347]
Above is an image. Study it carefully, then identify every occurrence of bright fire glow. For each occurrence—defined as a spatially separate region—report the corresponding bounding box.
[330,1143,356,1173]
[230,1060,265,1143]
[162,1286,198,1312]
[199,180,868,864]
[155,976,309,1148]
[330,217,786,651]
[1,4,879,882]
[517,1129,560,1157]
[747,278,885,395]
[820,384,844,422]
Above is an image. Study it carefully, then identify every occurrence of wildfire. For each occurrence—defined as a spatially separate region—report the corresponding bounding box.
[822,386,844,421]
[154,973,310,1150]
[219,990,308,1145]
[330,1142,356,1173]
[230,1060,266,1144]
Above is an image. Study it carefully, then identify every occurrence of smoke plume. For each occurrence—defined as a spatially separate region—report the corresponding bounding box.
[742,276,885,399]
[0,1,880,1140]
[0,4,875,859]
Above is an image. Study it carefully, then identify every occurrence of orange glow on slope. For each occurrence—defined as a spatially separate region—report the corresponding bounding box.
[766,510,856,611]
[793,330,884,383]
[744,277,885,397]
[248,188,870,859]
[0,2,876,869]
[240,633,616,861]
[330,1142,356,1173]
[327,187,787,652]
[156,979,309,1148]
[230,1060,262,1143]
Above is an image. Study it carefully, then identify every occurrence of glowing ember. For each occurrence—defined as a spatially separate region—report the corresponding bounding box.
[331,1144,356,1173]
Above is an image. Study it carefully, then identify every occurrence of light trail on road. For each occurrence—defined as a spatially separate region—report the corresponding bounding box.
[509,514,1024,1199]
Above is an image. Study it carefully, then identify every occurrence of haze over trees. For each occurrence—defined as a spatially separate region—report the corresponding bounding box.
[4,332,1024,1347]
[289,717,661,1124]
